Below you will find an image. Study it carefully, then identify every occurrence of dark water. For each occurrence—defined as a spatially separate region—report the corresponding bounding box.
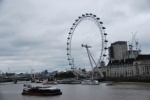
[1,82,150,100]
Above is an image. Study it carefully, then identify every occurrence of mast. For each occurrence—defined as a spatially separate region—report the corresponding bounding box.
[81,44,94,69]
[81,44,103,79]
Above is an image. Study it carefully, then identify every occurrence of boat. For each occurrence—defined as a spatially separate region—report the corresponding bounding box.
[43,81,58,85]
[22,84,62,96]
[13,79,17,84]
[70,80,81,84]
[31,79,35,83]
[35,80,43,83]
[23,84,32,87]
[81,80,99,85]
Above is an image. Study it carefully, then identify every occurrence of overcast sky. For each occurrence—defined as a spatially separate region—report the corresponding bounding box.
[0,0,150,73]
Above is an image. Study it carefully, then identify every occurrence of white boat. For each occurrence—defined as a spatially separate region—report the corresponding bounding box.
[81,80,99,85]
[43,81,58,85]
[35,80,43,83]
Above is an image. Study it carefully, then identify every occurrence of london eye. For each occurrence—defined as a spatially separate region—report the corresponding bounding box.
[66,13,108,78]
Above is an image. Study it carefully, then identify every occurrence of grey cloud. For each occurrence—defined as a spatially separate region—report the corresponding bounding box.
[129,0,150,13]
[0,0,150,73]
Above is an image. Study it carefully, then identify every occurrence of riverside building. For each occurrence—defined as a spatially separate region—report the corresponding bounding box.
[104,41,150,79]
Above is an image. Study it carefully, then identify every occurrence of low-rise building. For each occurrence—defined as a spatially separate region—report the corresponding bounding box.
[105,54,150,78]
[106,58,134,78]
[133,55,150,77]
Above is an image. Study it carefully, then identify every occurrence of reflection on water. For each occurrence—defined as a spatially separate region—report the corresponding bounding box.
[0,82,150,100]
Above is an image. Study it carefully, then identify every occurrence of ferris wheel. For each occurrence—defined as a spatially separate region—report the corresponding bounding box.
[66,13,108,71]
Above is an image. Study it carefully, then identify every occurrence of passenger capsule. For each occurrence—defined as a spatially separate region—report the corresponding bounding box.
[86,13,89,15]
[101,61,104,63]
[100,22,103,24]
[79,16,82,19]
[70,28,73,30]
[82,14,85,17]
[96,17,100,20]
[67,37,70,39]
[104,33,107,35]
[93,15,96,17]
[102,27,106,29]
[103,54,107,57]
[73,23,76,25]
[66,48,69,50]
[105,40,108,42]
[90,13,93,15]
[75,19,78,22]
[104,47,108,50]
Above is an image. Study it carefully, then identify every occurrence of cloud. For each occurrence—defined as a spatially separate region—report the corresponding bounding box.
[0,0,150,73]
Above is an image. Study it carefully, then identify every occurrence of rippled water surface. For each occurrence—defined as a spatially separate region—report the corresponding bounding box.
[1,82,150,100]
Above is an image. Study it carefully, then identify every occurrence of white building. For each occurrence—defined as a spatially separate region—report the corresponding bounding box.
[105,41,150,79]
[106,58,134,77]
[133,55,150,77]
[106,54,150,78]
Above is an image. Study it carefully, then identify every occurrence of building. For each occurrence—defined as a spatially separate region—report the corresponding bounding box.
[105,41,150,80]
[106,58,134,78]
[126,50,139,59]
[109,41,128,61]
[106,54,150,78]
[133,55,150,77]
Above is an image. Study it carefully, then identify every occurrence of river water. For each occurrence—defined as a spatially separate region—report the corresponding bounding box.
[0,82,150,100]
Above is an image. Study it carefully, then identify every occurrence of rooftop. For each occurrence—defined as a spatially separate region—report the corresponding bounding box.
[107,54,150,66]
[135,54,150,61]
[111,41,127,45]
[107,58,134,66]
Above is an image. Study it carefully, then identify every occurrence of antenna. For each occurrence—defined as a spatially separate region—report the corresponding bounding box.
[128,32,139,58]
[132,32,138,50]
[132,32,141,54]
[29,66,35,82]
[71,58,76,70]
[128,32,141,58]
[128,41,133,51]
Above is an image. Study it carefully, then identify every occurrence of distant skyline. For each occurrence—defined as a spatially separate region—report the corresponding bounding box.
[0,0,150,73]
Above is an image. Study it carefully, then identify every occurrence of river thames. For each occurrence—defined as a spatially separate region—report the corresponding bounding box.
[0,82,150,100]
